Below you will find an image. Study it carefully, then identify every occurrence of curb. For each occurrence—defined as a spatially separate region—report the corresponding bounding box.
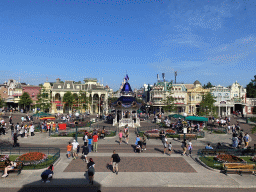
[194,157,221,173]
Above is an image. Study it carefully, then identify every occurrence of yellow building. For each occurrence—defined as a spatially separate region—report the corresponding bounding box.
[186,80,210,115]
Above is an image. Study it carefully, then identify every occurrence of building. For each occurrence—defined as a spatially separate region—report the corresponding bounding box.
[186,80,210,115]
[50,78,109,114]
[246,98,256,114]
[171,84,188,114]
[230,81,247,115]
[210,85,233,116]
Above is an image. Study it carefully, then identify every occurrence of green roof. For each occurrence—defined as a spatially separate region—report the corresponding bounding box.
[185,116,208,122]
[32,112,53,117]
[169,114,185,119]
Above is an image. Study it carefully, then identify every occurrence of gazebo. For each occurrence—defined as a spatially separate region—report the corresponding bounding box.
[112,75,142,127]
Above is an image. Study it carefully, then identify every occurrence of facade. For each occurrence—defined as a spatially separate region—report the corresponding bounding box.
[210,85,233,116]
[171,84,188,114]
[186,80,210,115]
[246,98,256,114]
[51,78,109,114]
[230,81,247,115]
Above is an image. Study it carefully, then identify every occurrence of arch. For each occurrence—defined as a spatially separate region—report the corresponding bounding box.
[55,93,61,101]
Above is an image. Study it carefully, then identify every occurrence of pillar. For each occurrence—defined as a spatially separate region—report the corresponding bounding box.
[91,94,94,114]
[98,94,101,116]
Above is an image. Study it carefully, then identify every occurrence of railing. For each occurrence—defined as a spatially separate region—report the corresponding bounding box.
[0,147,60,169]
[137,125,160,133]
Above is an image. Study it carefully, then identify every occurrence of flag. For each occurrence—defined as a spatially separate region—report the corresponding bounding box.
[125,74,129,81]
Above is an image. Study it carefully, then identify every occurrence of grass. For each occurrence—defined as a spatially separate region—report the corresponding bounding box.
[199,156,256,170]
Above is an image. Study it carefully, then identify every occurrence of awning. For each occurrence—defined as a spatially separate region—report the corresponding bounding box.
[185,116,208,122]
[56,104,63,107]
[169,114,185,119]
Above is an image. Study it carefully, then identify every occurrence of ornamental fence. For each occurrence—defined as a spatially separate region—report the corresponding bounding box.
[0,147,60,169]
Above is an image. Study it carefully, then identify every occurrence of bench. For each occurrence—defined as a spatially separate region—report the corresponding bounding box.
[199,149,227,156]
[223,163,256,175]
[178,134,197,140]
[145,133,161,140]
[0,161,23,176]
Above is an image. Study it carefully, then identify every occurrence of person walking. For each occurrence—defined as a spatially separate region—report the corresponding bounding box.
[30,124,35,136]
[187,139,192,156]
[13,133,18,147]
[244,133,249,149]
[82,144,89,163]
[142,133,147,150]
[110,150,120,175]
[118,130,123,145]
[72,139,79,159]
[10,123,14,137]
[66,142,72,159]
[87,158,95,185]
[88,135,93,153]
[83,132,88,146]
[163,135,168,155]
[181,139,187,156]
[125,127,129,145]
[92,133,98,152]
[167,142,172,156]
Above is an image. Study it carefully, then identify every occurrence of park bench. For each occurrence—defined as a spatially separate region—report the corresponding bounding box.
[178,134,197,140]
[198,149,227,156]
[146,133,161,140]
[0,161,23,176]
[223,163,256,175]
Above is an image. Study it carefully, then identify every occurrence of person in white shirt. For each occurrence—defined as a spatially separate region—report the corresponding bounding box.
[167,142,172,156]
[187,140,192,156]
[30,124,35,136]
[72,140,79,160]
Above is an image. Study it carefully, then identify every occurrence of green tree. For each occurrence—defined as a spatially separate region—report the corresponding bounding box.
[163,96,176,113]
[63,91,74,112]
[0,96,5,108]
[108,97,118,108]
[198,92,217,116]
[36,88,52,112]
[19,92,33,111]
[246,75,256,98]
[203,82,214,89]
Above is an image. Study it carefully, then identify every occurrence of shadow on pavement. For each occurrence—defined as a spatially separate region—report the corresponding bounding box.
[17,178,102,192]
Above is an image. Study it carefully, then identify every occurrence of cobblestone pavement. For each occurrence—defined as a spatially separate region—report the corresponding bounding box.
[64,157,196,173]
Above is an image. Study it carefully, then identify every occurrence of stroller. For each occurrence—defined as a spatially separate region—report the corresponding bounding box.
[134,141,143,153]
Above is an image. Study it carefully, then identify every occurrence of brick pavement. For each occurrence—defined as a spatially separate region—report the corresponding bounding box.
[64,157,196,173]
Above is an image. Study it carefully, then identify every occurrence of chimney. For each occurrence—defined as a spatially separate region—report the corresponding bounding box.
[56,78,60,83]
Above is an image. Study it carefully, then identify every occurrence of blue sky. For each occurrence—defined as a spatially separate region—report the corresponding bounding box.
[0,0,256,91]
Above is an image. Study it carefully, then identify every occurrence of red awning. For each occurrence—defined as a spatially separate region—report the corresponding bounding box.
[56,104,63,106]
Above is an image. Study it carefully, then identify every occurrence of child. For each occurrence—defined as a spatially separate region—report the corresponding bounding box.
[167,142,172,156]
[187,140,192,156]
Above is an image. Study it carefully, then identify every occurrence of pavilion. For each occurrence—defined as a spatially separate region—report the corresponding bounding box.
[112,75,142,127]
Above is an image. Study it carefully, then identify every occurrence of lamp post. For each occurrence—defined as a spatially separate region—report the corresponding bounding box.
[75,121,78,142]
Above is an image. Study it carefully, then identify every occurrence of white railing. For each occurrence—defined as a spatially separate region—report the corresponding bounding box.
[113,118,117,126]
[119,118,134,127]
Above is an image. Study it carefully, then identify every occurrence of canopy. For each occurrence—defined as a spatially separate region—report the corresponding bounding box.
[185,116,208,122]
[169,114,185,119]
[39,117,56,120]
[33,112,53,117]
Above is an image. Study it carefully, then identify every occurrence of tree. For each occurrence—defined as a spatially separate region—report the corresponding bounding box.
[108,97,118,108]
[75,91,90,112]
[203,82,214,89]
[163,96,176,113]
[63,91,74,112]
[0,96,5,108]
[36,88,52,112]
[246,75,256,98]
[198,92,217,116]
[19,92,33,111]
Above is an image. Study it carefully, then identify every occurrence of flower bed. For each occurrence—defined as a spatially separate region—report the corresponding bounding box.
[0,155,9,162]
[165,129,176,135]
[16,152,47,165]
[214,154,245,163]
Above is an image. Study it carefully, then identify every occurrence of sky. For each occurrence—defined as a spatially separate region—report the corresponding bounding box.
[0,0,256,91]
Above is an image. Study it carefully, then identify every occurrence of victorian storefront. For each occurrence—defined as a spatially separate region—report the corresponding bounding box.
[50,78,108,114]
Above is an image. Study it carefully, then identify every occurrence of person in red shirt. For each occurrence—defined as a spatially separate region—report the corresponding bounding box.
[92,133,98,152]
[119,130,123,145]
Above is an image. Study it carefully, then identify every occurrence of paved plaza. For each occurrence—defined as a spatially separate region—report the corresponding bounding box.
[0,113,256,191]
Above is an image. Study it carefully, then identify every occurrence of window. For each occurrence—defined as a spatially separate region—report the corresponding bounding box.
[67,84,70,88]
[76,86,79,89]
[58,85,61,89]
